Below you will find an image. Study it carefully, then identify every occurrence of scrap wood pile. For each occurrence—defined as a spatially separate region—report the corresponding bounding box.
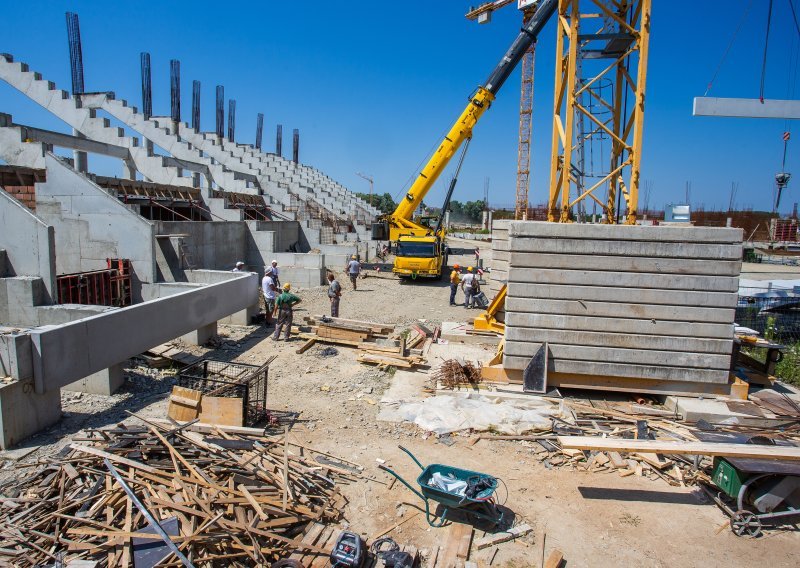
[295,315,436,370]
[0,419,352,567]
[477,399,800,489]
[433,359,483,390]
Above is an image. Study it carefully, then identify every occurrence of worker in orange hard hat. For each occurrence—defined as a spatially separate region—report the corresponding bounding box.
[449,264,462,306]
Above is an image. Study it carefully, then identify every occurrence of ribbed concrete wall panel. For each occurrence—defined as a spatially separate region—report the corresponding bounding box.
[501,222,741,390]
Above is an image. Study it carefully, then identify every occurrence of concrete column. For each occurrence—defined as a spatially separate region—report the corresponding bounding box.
[122,159,137,180]
[445,211,450,229]
[62,362,126,396]
[72,129,88,173]
[482,210,489,230]
[180,322,217,345]
[488,210,493,231]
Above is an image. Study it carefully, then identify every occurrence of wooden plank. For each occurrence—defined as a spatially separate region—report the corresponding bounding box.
[289,523,325,560]
[295,338,316,354]
[473,524,532,550]
[358,354,414,368]
[167,386,202,422]
[438,523,472,568]
[69,444,161,474]
[557,437,800,460]
[544,549,564,568]
[199,397,244,427]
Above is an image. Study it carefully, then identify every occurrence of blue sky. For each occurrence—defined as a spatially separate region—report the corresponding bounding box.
[1,1,798,213]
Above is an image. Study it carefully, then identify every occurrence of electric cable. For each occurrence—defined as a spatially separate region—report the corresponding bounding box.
[704,0,754,96]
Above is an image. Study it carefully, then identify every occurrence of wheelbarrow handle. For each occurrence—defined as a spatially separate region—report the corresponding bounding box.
[398,445,424,470]
[378,464,426,502]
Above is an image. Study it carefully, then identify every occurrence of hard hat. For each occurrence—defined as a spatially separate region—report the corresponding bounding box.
[271,259,277,265]
[454,264,460,269]
[236,261,244,267]
[282,283,291,290]
[351,255,357,259]
[467,266,473,272]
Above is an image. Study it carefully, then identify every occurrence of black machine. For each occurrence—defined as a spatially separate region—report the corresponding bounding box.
[330,531,366,568]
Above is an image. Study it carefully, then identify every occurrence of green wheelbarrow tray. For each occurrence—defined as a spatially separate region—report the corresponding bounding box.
[379,445,505,528]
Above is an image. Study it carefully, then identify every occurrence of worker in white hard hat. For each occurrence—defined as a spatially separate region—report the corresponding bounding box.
[265,259,280,288]
[460,266,479,309]
[346,255,361,290]
[272,283,301,341]
[232,261,245,272]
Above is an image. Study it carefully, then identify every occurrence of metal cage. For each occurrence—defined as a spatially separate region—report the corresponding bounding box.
[177,358,271,426]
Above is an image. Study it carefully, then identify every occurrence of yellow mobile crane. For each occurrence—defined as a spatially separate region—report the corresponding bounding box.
[371,0,558,279]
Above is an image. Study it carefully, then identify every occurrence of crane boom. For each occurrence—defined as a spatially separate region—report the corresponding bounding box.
[381,0,557,241]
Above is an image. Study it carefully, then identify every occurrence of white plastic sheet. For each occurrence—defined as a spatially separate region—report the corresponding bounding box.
[397,393,558,435]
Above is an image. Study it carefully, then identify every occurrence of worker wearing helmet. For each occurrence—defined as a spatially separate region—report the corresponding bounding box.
[449,264,462,306]
[272,283,302,341]
[346,254,362,290]
[460,266,479,309]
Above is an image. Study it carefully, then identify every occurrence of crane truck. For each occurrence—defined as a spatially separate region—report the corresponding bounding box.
[371,0,557,279]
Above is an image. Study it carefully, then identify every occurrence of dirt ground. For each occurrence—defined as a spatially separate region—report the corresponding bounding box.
[2,241,799,567]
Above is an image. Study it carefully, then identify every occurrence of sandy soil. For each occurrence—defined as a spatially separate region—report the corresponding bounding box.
[2,242,799,567]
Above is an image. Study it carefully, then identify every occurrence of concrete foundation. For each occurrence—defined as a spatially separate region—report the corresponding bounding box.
[63,362,125,396]
[0,377,61,449]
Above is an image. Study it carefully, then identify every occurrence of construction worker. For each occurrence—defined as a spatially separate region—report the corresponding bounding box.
[327,272,342,317]
[272,283,301,341]
[461,266,479,309]
[266,259,281,288]
[449,264,462,306]
[232,261,245,272]
[346,255,361,290]
[261,270,278,326]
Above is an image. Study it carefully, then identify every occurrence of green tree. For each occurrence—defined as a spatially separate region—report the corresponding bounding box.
[463,200,486,222]
[355,192,397,214]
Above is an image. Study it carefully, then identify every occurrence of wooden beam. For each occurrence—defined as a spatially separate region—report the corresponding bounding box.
[558,437,800,460]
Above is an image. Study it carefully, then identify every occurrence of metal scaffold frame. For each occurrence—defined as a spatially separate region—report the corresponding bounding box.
[548,0,651,224]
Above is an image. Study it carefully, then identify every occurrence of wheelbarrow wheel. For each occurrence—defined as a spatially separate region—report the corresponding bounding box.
[730,510,762,538]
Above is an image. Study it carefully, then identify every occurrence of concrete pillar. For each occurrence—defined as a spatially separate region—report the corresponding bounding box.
[122,159,136,180]
[180,322,217,345]
[445,211,450,229]
[488,210,493,231]
[482,210,489,230]
[72,129,88,173]
[0,379,62,450]
[63,362,126,396]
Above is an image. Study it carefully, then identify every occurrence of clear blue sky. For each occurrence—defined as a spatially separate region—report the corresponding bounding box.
[1,1,798,213]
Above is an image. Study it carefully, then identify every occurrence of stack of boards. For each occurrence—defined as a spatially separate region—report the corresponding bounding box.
[498,221,742,395]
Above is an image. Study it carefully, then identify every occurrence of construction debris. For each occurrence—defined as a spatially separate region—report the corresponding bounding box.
[0,418,351,566]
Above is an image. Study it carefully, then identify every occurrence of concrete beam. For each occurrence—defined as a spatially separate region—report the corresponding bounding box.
[29,272,257,393]
[17,123,129,159]
[693,97,800,119]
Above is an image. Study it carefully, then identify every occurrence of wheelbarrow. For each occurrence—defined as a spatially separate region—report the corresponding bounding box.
[378,446,505,527]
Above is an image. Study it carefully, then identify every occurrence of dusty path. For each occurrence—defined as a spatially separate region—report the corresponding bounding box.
[2,241,799,566]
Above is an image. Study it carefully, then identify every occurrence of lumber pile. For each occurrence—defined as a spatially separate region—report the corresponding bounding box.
[474,398,800,490]
[296,316,432,370]
[0,419,351,566]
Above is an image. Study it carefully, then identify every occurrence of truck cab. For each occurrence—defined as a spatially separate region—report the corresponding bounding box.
[393,235,446,278]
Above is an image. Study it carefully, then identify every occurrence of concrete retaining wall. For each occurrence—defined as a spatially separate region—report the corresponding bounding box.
[29,272,258,393]
[0,187,56,302]
[35,154,156,301]
[502,221,743,392]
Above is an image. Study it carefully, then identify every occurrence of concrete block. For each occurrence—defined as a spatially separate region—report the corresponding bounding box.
[507,221,743,243]
[504,312,733,339]
[503,340,731,369]
[180,322,217,346]
[507,283,738,309]
[665,395,798,427]
[0,377,62,449]
[501,355,730,383]
[62,362,125,395]
[34,304,115,326]
[504,297,736,324]
[506,237,743,260]
[508,268,739,292]
[281,266,325,288]
[507,252,742,276]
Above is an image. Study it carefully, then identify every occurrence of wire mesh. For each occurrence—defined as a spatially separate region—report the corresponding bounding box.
[737,290,800,342]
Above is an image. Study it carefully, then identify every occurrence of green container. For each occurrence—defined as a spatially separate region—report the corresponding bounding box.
[712,457,747,499]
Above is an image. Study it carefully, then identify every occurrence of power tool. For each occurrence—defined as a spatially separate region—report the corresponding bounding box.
[330,531,365,568]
